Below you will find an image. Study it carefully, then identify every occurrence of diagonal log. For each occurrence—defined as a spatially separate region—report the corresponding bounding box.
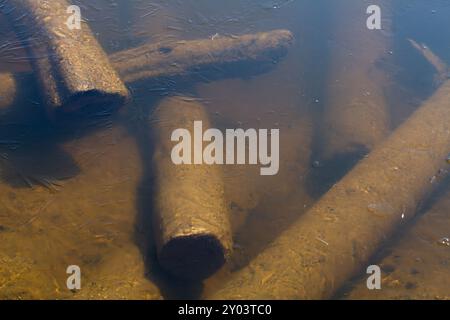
[0,7,293,282]
[110,30,293,84]
[343,184,450,299]
[2,0,291,115]
[209,77,450,299]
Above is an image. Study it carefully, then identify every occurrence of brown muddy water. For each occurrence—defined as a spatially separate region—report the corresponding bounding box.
[0,0,449,299]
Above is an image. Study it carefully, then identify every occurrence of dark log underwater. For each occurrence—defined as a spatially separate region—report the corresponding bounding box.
[150,96,232,280]
[1,0,448,298]
[0,29,294,114]
[1,0,129,114]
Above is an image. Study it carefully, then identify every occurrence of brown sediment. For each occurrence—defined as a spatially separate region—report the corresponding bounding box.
[343,186,450,300]
[321,1,392,159]
[150,96,232,280]
[109,30,294,83]
[0,124,162,299]
[2,0,129,114]
[209,79,450,299]
[0,73,15,109]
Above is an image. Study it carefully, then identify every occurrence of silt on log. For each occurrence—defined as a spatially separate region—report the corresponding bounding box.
[0,29,293,113]
[150,96,232,280]
[109,30,294,83]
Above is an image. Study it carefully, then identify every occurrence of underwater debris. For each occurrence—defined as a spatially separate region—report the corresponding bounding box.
[150,96,232,280]
[438,237,450,247]
[110,30,294,83]
[2,0,129,114]
[0,30,293,116]
[210,77,450,299]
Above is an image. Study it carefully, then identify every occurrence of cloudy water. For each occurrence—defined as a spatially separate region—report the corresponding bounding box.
[0,0,449,299]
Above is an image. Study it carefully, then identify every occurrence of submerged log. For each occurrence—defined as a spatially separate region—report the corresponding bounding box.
[0,30,293,112]
[343,185,450,299]
[1,0,129,114]
[210,78,450,299]
[321,1,392,160]
[150,96,232,280]
[0,28,292,281]
[110,30,294,83]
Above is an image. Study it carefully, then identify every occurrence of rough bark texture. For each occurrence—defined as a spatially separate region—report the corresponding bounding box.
[150,96,232,280]
[0,29,293,111]
[210,79,450,299]
[342,186,450,300]
[110,30,294,83]
[1,0,129,114]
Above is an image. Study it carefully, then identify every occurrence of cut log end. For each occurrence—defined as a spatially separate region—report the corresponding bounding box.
[159,233,228,280]
[151,96,232,280]
[112,29,295,83]
[5,0,129,118]
[55,90,129,115]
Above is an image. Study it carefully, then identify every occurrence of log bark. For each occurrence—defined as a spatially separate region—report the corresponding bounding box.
[0,29,293,111]
[0,28,292,281]
[150,96,232,280]
[1,0,129,114]
[210,79,450,299]
[109,30,294,83]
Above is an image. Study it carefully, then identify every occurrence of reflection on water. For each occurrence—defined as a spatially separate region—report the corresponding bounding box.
[0,0,449,299]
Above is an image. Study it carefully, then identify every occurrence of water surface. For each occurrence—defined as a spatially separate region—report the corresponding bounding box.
[0,0,449,299]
